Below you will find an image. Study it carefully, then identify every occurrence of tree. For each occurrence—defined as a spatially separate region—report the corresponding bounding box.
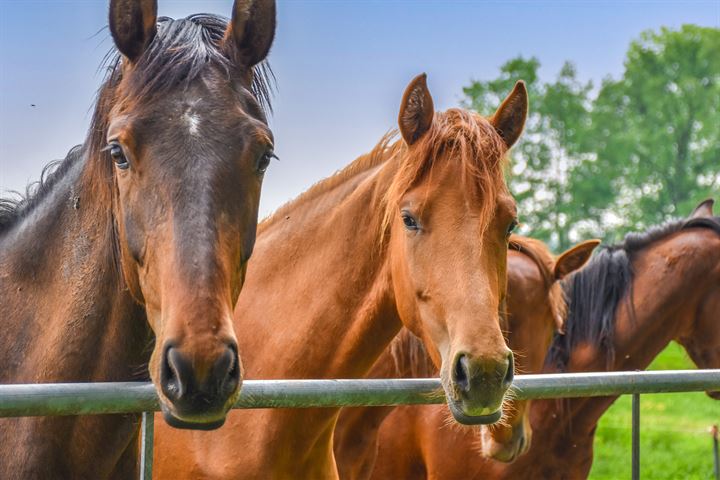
[463,26,720,248]
[463,58,593,250]
[573,25,720,236]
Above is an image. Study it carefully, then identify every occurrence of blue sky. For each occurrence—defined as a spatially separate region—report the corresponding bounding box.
[1,0,718,217]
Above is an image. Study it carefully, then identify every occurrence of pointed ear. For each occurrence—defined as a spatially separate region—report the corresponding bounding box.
[398,73,435,146]
[109,0,158,62]
[689,199,714,219]
[490,81,528,148]
[554,239,600,280]
[224,0,276,67]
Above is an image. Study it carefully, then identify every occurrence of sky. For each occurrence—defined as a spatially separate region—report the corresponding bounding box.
[1,0,718,217]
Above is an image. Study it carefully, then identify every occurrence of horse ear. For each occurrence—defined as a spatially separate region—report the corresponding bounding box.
[689,199,714,219]
[224,0,276,67]
[399,73,435,146]
[109,0,158,62]
[554,239,600,280]
[490,81,528,148]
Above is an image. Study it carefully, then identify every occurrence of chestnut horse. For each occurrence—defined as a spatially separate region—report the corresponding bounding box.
[153,75,528,478]
[0,0,275,477]
[491,199,720,479]
[334,236,598,479]
[365,200,719,480]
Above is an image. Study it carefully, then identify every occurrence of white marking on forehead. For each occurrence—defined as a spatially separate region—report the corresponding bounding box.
[183,98,203,136]
[184,111,201,136]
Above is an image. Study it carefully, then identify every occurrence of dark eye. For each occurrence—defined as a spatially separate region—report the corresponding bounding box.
[401,211,419,231]
[257,150,277,174]
[107,142,129,170]
[507,219,518,237]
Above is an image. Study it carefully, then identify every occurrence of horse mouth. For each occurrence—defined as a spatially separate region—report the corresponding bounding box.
[160,404,228,431]
[707,390,720,400]
[447,398,502,425]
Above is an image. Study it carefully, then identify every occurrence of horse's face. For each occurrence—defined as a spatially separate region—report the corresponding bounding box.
[106,0,275,429]
[388,75,527,425]
[482,240,597,462]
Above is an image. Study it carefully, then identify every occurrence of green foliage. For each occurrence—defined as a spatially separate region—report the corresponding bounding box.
[463,57,594,249]
[463,25,720,249]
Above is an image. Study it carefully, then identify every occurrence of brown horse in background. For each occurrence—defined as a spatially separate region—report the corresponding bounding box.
[0,0,275,477]
[153,75,528,478]
[334,236,597,479]
[490,199,720,479]
[352,200,718,480]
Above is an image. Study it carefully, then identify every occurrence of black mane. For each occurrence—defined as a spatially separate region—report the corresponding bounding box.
[547,213,720,370]
[0,13,274,237]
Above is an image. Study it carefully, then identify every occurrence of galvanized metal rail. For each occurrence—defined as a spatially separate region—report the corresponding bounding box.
[0,369,718,479]
[1,370,718,416]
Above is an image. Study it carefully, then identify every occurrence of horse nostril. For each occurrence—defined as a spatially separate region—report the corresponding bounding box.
[161,346,184,401]
[213,344,241,395]
[454,354,471,392]
[503,351,515,388]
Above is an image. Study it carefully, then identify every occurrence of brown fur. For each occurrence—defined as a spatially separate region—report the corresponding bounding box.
[333,236,596,479]
[362,203,719,480]
[381,109,509,239]
[493,204,720,479]
[0,1,275,477]
[153,76,526,479]
[263,104,509,244]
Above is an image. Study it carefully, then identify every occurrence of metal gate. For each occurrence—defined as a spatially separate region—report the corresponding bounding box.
[1,370,719,480]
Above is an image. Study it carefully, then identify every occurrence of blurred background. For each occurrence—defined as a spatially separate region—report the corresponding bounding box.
[1,1,718,477]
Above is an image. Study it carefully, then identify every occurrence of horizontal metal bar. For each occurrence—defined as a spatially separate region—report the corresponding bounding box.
[0,370,718,417]
[0,382,159,417]
[509,370,720,400]
[237,378,443,408]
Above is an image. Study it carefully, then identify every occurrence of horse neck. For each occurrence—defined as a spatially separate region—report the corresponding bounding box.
[0,149,149,384]
[238,158,402,381]
[510,230,720,477]
[0,147,150,477]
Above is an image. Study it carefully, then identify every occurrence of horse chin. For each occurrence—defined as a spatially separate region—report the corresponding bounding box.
[487,445,521,463]
[447,398,502,425]
[481,428,529,463]
[706,390,720,400]
[160,405,228,431]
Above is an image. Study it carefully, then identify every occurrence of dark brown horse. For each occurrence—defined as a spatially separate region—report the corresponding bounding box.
[364,200,719,479]
[334,236,597,479]
[0,0,275,477]
[492,199,720,479]
[153,75,528,479]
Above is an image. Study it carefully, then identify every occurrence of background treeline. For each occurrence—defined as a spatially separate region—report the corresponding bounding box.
[463,25,719,250]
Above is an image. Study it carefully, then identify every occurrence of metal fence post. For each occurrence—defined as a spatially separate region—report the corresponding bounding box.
[140,411,154,480]
[632,393,640,480]
[711,425,719,480]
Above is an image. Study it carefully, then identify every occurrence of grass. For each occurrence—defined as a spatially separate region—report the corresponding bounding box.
[589,342,719,479]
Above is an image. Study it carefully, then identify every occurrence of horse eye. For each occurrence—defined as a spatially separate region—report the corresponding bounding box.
[507,219,518,236]
[107,142,129,170]
[401,212,419,231]
[257,150,277,174]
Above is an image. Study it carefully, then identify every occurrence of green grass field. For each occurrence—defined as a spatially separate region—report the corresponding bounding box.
[588,342,719,479]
